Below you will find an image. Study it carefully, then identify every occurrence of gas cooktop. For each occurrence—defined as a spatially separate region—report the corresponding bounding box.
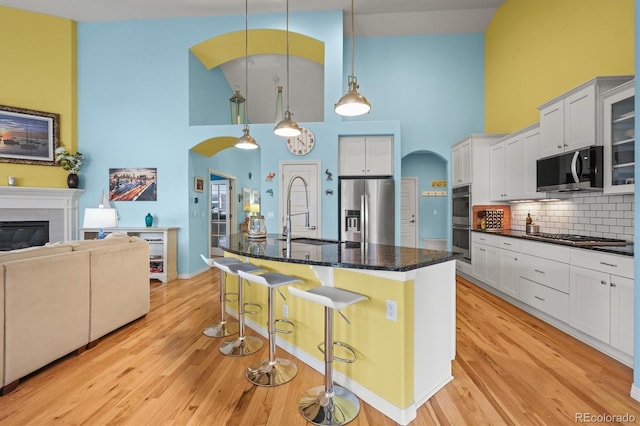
[524,232,628,246]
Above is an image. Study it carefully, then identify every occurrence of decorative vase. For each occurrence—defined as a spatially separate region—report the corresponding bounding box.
[145,213,153,227]
[67,173,79,189]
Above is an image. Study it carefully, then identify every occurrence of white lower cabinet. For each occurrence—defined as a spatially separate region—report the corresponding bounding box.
[467,231,634,364]
[569,249,634,357]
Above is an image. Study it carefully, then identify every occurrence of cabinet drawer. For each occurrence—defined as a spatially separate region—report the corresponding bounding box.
[472,232,499,247]
[519,253,570,293]
[570,248,633,278]
[497,237,520,252]
[519,277,569,323]
[520,239,570,263]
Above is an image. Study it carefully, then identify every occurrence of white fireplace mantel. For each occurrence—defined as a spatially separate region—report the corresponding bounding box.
[0,187,85,241]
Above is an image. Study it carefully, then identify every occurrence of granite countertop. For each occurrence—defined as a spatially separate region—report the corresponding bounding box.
[219,233,461,272]
[472,228,634,257]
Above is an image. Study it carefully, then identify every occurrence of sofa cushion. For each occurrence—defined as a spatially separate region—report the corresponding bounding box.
[0,245,72,263]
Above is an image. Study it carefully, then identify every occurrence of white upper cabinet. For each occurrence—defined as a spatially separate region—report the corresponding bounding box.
[489,124,547,201]
[602,79,635,194]
[451,134,505,204]
[452,138,471,186]
[339,135,393,176]
[538,76,633,159]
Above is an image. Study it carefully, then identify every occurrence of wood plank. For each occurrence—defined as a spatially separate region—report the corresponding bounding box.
[0,272,637,425]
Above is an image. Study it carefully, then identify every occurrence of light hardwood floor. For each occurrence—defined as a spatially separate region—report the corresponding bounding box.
[0,271,638,425]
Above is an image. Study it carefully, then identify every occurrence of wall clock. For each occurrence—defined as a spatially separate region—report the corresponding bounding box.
[286,127,315,156]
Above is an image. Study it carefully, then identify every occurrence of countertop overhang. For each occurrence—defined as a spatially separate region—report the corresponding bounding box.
[219,233,461,272]
[472,228,634,256]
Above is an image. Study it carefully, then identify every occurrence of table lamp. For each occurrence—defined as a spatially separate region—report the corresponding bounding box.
[247,203,266,239]
[83,207,118,239]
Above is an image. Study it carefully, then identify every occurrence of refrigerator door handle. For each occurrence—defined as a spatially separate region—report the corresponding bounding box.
[361,194,367,244]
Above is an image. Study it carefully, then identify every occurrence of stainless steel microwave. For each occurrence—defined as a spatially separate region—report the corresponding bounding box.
[536,146,603,192]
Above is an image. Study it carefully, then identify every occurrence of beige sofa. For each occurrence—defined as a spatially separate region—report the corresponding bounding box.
[0,235,150,394]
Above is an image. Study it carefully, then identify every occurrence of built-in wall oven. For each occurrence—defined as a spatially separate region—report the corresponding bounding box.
[452,185,471,262]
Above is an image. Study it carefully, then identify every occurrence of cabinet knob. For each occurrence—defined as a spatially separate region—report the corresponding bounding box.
[610,282,617,287]
[563,144,569,147]
[557,145,563,149]
[600,280,607,285]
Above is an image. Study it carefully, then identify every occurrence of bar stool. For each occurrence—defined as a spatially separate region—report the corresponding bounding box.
[213,260,264,356]
[288,286,368,425]
[200,255,240,338]
[238,270,301,386]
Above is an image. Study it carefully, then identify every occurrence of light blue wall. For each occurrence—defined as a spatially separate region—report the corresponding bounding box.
[76,11,485,276]
[188,53,231,126]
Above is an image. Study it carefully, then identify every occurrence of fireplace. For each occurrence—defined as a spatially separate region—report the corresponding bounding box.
[0,221,50,251]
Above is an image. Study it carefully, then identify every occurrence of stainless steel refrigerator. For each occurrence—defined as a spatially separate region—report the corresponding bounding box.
[339,178,395,245]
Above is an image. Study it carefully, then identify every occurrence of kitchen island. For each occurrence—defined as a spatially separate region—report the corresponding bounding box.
[219,233,460,425]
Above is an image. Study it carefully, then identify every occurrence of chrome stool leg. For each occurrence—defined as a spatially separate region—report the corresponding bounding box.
[238,271,300,386]
[219,263,264,357]
[200,255,239,338]
[288,286,367,426]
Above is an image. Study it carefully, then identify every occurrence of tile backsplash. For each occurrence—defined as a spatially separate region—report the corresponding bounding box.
[510,193,634,242]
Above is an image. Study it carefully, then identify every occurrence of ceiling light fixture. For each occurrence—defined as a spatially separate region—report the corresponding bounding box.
[273,0,302,138]
[235,0,259,150]
[335,0,371,117]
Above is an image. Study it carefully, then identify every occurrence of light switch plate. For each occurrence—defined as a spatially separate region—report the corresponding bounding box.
[386,299,397,321]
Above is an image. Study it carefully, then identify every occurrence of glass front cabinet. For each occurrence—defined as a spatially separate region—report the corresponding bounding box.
[603,79,635,194]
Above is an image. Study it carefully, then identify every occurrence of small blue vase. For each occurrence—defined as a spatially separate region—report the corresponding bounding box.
[145,213,153,227]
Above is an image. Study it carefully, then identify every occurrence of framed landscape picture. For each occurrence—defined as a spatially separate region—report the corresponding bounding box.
[0,105,60,165]
[109,168,158,201]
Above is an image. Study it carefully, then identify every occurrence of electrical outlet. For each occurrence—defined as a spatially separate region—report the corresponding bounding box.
[283,303,289,318]
[386,299,397,321]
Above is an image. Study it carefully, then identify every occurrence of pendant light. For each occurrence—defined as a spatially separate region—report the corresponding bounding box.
[335,0,371,117]
[235,0,259,150]
[273,0,302,138]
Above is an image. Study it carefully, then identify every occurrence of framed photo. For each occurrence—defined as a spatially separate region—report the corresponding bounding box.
[251,189,260,205]
[109,168,157,201]
[194,176,205,192]
[0,104,60,165]
[242,187,251,211]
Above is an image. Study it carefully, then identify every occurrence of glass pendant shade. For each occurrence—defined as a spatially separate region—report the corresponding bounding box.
[229,90,246,125]
[235,125,259,150]
[274,110,302,137]
[335,75,371,116]
[274,86,284,124]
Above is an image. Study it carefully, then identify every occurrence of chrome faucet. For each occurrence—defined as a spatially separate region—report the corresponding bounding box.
[285,175,312,255]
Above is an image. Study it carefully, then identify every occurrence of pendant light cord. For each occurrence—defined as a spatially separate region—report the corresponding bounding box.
[349,0,355,78]
[286,0,291,111]
[244,0,249,126]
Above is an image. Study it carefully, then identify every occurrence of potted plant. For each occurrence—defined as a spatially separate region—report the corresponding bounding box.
[55,146,84,188]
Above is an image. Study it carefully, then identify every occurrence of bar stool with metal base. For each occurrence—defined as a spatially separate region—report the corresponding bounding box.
[213,260,264,356]
[200,255,240,338]
[288,286,368,425]
[238,270,301,386]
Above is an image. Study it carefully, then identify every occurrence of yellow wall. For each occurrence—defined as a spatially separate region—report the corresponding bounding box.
[0,6,77,187]
[485,0,634,133]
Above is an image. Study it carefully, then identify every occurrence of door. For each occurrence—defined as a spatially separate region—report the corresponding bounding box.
[209,173,236,257]
[569,266,610,343]
[280,161,320,239]
[401,177,417,247]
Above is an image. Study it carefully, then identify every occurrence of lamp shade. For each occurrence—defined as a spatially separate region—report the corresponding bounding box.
[235,125,259,150]
[274,110,302,137]
[249,203,260,215]
[335,76,371,116]
[83,208,118,229]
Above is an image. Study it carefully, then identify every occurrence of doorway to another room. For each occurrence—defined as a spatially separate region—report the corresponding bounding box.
[209,173,236,257]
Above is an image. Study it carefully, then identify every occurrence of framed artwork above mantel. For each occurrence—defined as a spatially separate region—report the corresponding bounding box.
[0,104,60,166]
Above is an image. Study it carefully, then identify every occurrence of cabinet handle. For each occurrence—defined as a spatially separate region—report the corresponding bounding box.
[610,282,617,287]
[557,145,563,149]
[503,242,511,246]
[534,296,545,302]
[600,280,607,285]
[534,269,545,274]
[563,143,569,147]
[480,248,485,252]
[514,258,518,261]
[600,261,617,268]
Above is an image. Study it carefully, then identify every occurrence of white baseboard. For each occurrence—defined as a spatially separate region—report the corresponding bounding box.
[631,383,640,402]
